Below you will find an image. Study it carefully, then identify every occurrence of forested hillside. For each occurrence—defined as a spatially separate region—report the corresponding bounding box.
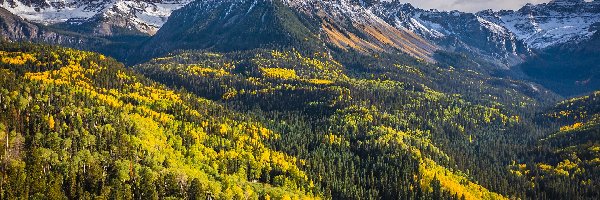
[133,48,567,199]
[509,91,600,199]
[0,42,319,199]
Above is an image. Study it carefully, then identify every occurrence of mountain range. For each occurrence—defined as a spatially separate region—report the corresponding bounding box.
[1,0,598,96]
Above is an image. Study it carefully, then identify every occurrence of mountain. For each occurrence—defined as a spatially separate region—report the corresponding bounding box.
[0,0,193,36]
[142,0,534,68]
[367,0,600,95]
[370,1,531,69]
[478,0,600,49]
[518,30,600,97]
[141,0,599,70]
[0,6,104,46]
[0,6,146,65]
[141,0,438,62]
[485,0,600,96]
[3,0,599,73]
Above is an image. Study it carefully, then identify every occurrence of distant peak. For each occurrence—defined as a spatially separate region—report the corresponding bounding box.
[549,0,585,3]
[548,0,586,5]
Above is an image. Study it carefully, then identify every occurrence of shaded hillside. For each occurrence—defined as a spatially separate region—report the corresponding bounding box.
[519,30,600,97]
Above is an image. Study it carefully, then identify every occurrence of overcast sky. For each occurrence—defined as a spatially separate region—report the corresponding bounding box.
[399,0,553,12]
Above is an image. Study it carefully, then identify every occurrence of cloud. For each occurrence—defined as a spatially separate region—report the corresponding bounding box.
[399,0,552,12]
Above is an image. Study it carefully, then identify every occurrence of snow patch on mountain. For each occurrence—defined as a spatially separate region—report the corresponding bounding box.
[403,12,448,38]
[476,16,508,36]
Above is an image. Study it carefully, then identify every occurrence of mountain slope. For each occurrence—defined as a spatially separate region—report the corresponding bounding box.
[2,0,599,71]
[518,27,600,96]
[287,0,437,58]
[3,0,598,78]
[0,40,537,200]
[0,6,150,65]
[145,0,320,55]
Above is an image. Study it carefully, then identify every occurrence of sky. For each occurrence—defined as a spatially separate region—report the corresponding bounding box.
[399,0,553,12]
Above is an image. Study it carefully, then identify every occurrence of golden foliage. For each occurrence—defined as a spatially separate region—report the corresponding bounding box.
[0,51,36,65]
[13,47,318,199]
[560,122,584,132]
[536,160,580,178]
[48,115,55,130]
[307,79,334,85]
[260,68,299,80]
[324,133,347,146]
[189,65,230,77]
[420,158,507,200]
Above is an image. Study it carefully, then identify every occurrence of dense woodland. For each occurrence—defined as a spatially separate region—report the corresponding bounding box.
[0,41,599,200]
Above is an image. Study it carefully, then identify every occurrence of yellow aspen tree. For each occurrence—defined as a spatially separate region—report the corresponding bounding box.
[48,115,56,130]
